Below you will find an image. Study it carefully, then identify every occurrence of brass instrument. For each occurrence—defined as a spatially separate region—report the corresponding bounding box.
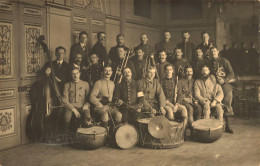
[113,50,131,84]
[142,53,160,81]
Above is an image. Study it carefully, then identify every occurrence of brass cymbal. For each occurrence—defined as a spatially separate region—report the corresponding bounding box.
[148,116,170,139]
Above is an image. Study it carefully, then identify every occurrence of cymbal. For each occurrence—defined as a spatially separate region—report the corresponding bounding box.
[148,116,170,139]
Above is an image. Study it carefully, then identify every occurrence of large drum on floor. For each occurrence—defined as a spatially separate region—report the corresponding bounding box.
[136,118,184,149]
[114,124,138,149]
[192,119,224,143]
[77,126,107,149]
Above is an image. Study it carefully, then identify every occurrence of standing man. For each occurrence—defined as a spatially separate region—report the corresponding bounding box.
[108,34,129,64]
[160,64,188,129]
[134,33,154,59]
[154,31,175,62]
[42,46,70,92]
[131,48,147,80]
[156,50,172,80]
[89,65,122,129]
[113,68,142,124]
[192,48,208,79]
[210,47,235,133]
[196,32,214,60]
[69,53,88,81]
[137,66,166,118]
[177,31,195,64]
[86,53,104,87]
[62,68,92,132]
[70,31,91,66]
[194,65,224,121]
[173,48,190,78]
[91,32,108,65]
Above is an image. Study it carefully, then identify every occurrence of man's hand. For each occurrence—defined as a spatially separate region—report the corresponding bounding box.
[136,108,141,113]
[160,107,166,115]
[150,108,157,114]
[173,104,178,113]
[55,76,61,82]
[72,108,81,118]
[117,99,124,106]
[211,100,217,107]
[82,104,90,110]
[45,67,51,76]
[217,77,225,85]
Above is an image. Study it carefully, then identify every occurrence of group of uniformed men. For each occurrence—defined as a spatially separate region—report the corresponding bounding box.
[41,30,235,140]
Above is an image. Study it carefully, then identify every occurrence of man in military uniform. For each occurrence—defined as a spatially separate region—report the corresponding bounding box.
[108,34,129,64]
[70,31,91,66]
[86,53,104,87]
[137,66,166,118]
[210,47,235,133]
[62,68,92,132]
[192,48,208,79]
[69,53,88,81]
[113,68,142,124]
[173,48,190,78]
[89,66,122,129]
[154,31,175,62]
[131,48,147,80]
[196,32,214,60]
[194,65,224,121]
[160,64,188,129]
[177,31,195,64]
[91,32,108,65]
[134,33,154,59]
[156,50,172,80]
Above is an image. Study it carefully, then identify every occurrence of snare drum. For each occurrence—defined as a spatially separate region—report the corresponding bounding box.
[114,124,138,149]
[192,119,224,143]
[136,118,184,149]
[77,126,107,149]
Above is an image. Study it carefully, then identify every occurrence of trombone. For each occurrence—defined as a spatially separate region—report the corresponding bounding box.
[113,50,131,84]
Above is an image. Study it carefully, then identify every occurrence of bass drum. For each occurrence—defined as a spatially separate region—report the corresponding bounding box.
[114,124,138,149]
[77,126,107,149]
[136,118,184,149]
[192,119,224,143]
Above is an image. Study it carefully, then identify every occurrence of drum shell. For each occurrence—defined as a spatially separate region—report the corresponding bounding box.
[77,128,107,150]
[136,118,184,149]
[192,127,223,143]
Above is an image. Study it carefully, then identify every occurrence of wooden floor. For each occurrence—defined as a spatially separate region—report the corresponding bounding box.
[0,117,260,166]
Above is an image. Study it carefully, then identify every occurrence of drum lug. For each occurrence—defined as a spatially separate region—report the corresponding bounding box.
[93,131,97,140]
[208,128,211,135]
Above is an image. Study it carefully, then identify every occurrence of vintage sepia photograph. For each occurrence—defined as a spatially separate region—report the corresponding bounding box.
[0,0,259,165]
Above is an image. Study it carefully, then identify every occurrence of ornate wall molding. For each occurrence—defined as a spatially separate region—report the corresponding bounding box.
[24,25,42,77]
[24,7,42,16]
[91,19,103,26]
[0,107,15,136]
[0,22,13,79]
[73,16,87,24]
[0,3,12,12]
[0,88,15,99]
[92,0,103,12]
[74,0,91,8]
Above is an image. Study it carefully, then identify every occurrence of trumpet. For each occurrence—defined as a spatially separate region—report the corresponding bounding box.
[113,50,131,84]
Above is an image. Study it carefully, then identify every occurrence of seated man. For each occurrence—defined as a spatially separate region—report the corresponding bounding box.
[194,65,224,121]
[160,64,188,129]
[113,68,142,124]
[89,65,122,129]
[62,68,92,132]
[86,53,104,87]
[137,66,166,118]
[177,66,202,125]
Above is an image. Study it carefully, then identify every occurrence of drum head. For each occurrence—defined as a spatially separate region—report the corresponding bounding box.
[137,118,151,124]
[115,124,138,149]
[192,119,223,130]
[77,126,106,135]
[148,116,170,139]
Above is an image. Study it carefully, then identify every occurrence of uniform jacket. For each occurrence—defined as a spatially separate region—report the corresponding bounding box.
[91,42,108,65]
[156,61,171,81]
[131,57,146,81]
[177,41,195,63]
[160,77,179,104]
[194,75,224,104]
[173,58,190,78]
[134,43,154,58]
[192,58,209,79]
[196,42,213,60]
[62,80,90,110]
[86,63,104,86]
[154,40,175,62]
[108,45,129,62]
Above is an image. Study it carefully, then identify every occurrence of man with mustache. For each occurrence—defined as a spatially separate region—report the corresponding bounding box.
[137,66,166,117]
[177,31,195,64]
[89,66,122,129]
[131,48,147,80]
[86,53,104,87]
[113,68,142,124]
[196,32,214,60]
[134,33,154,59]
[210,47,235,133]
[91,32,108,65]
[173,48,190,78]
[156,50,172,80]
[192,48,209,79]
[194,65,224,121]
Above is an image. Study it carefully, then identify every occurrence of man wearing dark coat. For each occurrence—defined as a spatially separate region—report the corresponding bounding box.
[91,32,108,65]
[134,33,154,59]
[177,31,195,64]
[196,32,214,60]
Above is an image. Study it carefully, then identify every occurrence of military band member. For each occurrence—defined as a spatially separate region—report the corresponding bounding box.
[177,66,202,125]
[42,46,70,92]
[173,48,190,78]
[86,53,104,87]
[69,53,88,81]
[62,68,92,132]
[131,48,147,80]
[113,68,142,124]
[70,31,91,66]
[192,48,208,79]
[91,32,108,65]
[112,46,136,83]
[177,31,195,64]
[196,32,214,60]
[194,65,224,121]
[137,66,166,118]
[156,50,172,80]
[154,31,175,62]
[134,33,154,59]
[160,64,188,129]
[108,34,129,64]
[210,47,235,133]
[89,66,122,129]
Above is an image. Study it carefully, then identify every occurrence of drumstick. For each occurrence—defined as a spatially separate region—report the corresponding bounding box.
[120,101,150,118]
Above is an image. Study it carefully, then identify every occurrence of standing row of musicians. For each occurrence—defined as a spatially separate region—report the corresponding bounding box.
[40,30,235,137]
